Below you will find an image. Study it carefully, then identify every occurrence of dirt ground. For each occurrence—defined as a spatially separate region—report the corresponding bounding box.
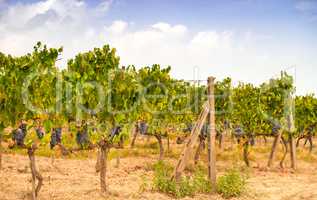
[1,137,317,200]
[1,150,317,200]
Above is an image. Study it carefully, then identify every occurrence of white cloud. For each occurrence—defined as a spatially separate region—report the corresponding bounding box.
[107,20,128,34]
[0,0,316,95]
[152,22,187,35]
[0,0,106,59]
[191,31,221,48]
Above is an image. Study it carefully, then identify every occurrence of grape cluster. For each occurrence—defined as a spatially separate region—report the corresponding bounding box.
[36,128,44,139]
[200,124,209,138]
[249,135,255,146]
[182,123,210,139]
[76,126,89,148]
[182,123,193,133]
[12,123,27,147]
[138,122,148,135]
[224,120,230,129]
[233,126,244,144]
[50,128,62,149]
[234,126,244,137]
[109,126,122,141]
[307,124,315,134]
[272,124,281,135]
[234,127,243,136]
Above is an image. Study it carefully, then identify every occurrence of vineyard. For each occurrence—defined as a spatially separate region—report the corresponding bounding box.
[0,42,317,200]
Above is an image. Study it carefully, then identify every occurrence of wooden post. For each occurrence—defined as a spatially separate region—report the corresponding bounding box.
[287,93,296,170]
[172,102,209,181]
[289,136,296,170]
[288,123,297,170]
[207,76,217,190]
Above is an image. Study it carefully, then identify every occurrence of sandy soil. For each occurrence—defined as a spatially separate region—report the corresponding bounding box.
[1,151,317,200]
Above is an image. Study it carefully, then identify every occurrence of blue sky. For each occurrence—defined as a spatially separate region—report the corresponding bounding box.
[97,0,317,31]
[0,0,316,94]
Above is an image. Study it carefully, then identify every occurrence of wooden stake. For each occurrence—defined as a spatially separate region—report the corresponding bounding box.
[288,93,296,170]
[207,76,217,190]
[290,136,297,170]
[172,102,209,181]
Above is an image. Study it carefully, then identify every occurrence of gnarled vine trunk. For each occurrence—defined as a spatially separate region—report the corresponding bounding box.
[218,133,224,150]
[0,133,2,170]
[95,149,101,173]
[230,131,235,150]
[267,130,282,167]
[279,136,289,168]
[243,141,250,167]
[98,141,108,193]
[154,135,164,161]
[307,136,313,153]
[167,135,170,153]
[298,134,313,153]
[115,153,120,168]
[262,135,267,145]
[194,136,205,164]
[296,135,303,147]
[27,144,43,200]
[130,125,138,148]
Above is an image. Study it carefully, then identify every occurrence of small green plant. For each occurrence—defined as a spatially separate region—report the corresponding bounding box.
[178,176,195,197]
[152,161,211,198]
[139,175,150,193]
[216,169,246,198]
[152,161,178,196]
[193,168,212,193]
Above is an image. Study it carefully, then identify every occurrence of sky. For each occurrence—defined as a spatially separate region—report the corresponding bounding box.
[0,0,316,95]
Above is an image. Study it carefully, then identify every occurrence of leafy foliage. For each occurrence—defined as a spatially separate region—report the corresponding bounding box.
[0,41,314,155]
